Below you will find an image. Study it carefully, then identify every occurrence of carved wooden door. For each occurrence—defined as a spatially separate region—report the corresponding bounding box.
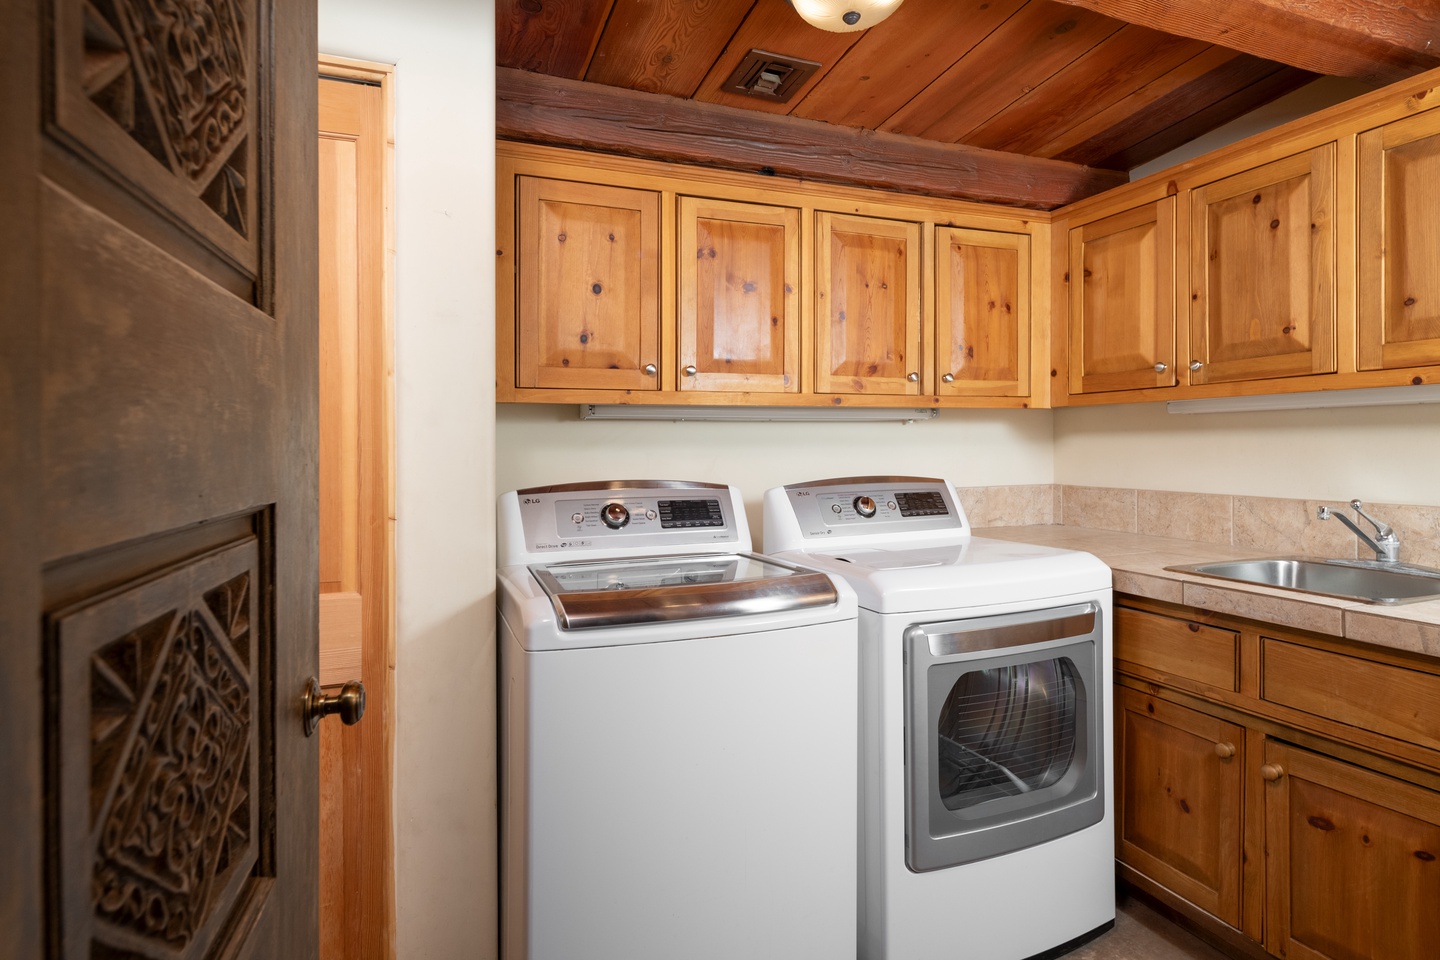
[2,2,320,960]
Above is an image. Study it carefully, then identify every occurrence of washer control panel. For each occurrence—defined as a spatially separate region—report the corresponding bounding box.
[775,477,967,541]
[505,480,743,558]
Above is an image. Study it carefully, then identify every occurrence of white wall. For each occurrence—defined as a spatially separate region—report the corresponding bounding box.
[495,407,1056,543]
[318,2,497,957]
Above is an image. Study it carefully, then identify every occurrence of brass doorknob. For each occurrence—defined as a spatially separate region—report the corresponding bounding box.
[304,677,366,737]
[1260,763,1285,782]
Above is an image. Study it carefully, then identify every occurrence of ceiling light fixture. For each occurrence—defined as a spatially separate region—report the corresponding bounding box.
[788,0,903,33]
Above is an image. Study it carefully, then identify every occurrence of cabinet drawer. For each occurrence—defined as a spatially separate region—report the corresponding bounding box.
[1115,607,1238,691]
[1262,639,1440,751]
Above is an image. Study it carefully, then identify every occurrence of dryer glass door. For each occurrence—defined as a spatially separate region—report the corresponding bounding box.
[904,602,1104,872]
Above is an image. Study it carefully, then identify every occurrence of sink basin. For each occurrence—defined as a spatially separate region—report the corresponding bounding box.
[1166,558,1440,605]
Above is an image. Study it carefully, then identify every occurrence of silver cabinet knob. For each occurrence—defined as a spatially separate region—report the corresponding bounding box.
[304,677,366,737]
[1154,362,1168,373]
[1189,360,1203,371]
[683,365,697,377]
[941,373,955,383]
[907,372,919,382]
[643,363,657,376]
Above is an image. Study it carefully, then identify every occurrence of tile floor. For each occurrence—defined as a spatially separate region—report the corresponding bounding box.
[1067,893,1231,960]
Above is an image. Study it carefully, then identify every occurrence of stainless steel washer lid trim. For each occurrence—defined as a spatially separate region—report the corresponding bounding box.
[529,552,840,629]
[517,478,729,495]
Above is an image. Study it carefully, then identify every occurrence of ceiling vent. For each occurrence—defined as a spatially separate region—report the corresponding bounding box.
[723,50,821,103]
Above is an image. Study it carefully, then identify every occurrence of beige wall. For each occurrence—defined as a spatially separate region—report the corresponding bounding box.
[1053,402,1440,506]
[319,1,498,956]
[495,406,1056,544]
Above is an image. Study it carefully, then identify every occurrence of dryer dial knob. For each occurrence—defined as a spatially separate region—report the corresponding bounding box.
[854,496,878,518]
[601,502,631,529]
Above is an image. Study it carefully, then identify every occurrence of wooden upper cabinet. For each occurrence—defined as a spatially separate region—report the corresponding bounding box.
[934,227,1029,398]
[1189,145,1336,385]
[1263,741,1440,960]
[1067,198,1176,394]
[677,197,800,393]
[517,177,660,390]
[813,212,922,396]
[1358,110,1440,371]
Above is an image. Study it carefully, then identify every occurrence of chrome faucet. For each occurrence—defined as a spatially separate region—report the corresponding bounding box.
[1317,499,1401,562]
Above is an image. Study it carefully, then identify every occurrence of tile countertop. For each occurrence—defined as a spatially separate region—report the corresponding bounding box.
[975,525,1440,662]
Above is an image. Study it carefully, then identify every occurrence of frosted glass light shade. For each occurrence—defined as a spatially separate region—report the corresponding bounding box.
[789,0,904,32]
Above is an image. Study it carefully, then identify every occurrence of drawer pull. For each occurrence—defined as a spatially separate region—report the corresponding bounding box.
[1214,741,1235,760]
[1261,763,1285,782]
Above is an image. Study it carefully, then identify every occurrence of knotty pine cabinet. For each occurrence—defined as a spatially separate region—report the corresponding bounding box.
[498,142,1045,408]
[677,196,800,394]
[1357,109,1440,372]
[1188,145,1337,386]
[1114,598,1440,960]
[813,212,922,396]
[1066,197,1176,395]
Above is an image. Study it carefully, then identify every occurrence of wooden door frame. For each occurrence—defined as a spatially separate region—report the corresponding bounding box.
[317,53,397,960]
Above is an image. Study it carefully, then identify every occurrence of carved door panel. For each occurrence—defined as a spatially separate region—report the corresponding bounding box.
[516,177,661,391]
[677,196,800,394]
[1067,198,1176,395]
[813,212,922,396]
[1189,145,1337,385]
[3,2,319,960]
[1357,110,1440,371]
[934,227,1030,398]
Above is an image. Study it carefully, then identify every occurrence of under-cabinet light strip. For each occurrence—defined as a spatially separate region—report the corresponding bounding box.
[1166,383,1440,414]
[580,405,939,422]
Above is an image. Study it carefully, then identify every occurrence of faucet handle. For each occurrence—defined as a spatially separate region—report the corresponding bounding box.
[1348,499,1396,541]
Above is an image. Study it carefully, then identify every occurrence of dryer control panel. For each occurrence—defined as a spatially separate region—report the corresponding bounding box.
[763,476,970,552]
[499,480,747,565]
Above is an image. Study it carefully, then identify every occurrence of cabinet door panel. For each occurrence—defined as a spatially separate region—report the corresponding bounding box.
[1264,742,1440,960]
[1358,110,1440,371]
[678,198,799,393]
[517,177,660,390]
[935,227,1029,397]
[1116,687,1244,926]
[814,213,921,396]
[1189,146,1336,384]
[1068,198,1175,394]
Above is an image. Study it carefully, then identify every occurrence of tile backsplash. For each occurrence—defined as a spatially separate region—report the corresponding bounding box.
[961,484,1440,569]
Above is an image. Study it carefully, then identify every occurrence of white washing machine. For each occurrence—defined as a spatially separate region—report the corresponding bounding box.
[498,480,859,960]
[764,477,1115,960]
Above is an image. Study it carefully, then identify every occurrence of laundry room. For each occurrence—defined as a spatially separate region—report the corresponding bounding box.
[315,2,1440,959]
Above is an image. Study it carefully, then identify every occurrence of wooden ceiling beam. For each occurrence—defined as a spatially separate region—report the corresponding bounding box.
[496,68,1128,210]
[1051,0,1440,86]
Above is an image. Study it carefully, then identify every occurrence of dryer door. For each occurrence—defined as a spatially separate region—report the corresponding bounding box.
[904,602,1104,871]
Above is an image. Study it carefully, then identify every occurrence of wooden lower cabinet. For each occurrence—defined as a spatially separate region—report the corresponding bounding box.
[1262,741,1440,960]
[1114,600,1440,960]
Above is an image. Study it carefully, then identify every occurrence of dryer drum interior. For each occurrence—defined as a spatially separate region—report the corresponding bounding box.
[905,602,1105,872]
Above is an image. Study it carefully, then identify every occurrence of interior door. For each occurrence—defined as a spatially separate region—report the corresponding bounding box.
[3,2,320,959]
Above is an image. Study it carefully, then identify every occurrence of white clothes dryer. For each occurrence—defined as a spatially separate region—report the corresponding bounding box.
[498,480,859,960]
[764,476,1115,960]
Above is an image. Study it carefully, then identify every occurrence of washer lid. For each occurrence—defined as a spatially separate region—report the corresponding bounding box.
[529,552,839,629]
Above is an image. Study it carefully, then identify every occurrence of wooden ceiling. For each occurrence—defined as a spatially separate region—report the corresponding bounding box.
[496,0,1440,209]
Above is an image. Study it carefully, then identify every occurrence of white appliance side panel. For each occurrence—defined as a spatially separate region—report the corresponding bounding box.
[861,591,1116,960]
[510,620,859,960]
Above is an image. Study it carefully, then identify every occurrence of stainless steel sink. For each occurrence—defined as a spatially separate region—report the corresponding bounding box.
[1165,558,1440,605]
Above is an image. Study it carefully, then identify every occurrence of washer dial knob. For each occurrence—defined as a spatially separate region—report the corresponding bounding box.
[601,502,631,529]
[854,496,878,518]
